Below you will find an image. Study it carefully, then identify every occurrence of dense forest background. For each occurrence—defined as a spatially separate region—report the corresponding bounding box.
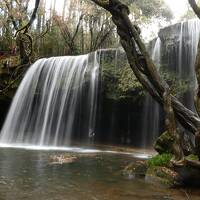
[0,0,174,58]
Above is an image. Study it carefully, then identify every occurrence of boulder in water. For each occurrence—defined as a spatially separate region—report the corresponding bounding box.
[146,166,181,186]
[122,161,148,179]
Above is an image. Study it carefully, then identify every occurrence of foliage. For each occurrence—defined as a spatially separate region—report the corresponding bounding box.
[160,67,191,97]
[101,49,191,102]
[186,154,199,161]
[147,153,173,167]
[102,65,191,102]
[118,66,143,95]
[0,0,174,59]
[101,50,143,102]
[129,0,173,23]
[125,0,173,40]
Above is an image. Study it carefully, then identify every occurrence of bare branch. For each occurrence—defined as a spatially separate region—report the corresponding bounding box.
[72,14,84,42]
[4,0,18,30]
[15,0,40,35]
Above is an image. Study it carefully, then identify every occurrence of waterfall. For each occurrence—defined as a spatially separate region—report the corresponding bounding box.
[140,19,200,148]
[1,20,200,149]
[177,19,200,110]
[0,52,100,146]
[140,38,161,147]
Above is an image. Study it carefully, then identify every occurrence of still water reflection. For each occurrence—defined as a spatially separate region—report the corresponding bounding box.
[0,148,199,200]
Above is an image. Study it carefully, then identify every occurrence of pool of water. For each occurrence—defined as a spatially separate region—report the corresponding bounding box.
[0,147,199,200]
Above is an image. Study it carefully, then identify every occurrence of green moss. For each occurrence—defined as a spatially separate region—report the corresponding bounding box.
[146,166,178,186]
[160,67,191,97]
[147,153,173,167]
[186,154,199,161]
[154,131,175,154]
[102,56,143,102]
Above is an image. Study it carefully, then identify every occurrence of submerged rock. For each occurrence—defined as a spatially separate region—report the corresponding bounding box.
[122,161,148,179]
[49,154,77,165]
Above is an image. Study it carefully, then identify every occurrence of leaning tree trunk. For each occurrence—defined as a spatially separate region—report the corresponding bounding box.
[163,88,184,162]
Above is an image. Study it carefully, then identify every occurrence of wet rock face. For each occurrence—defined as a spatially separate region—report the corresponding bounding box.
[159,24,181,73]
[0,56,24,129]
[96,97,144,146]
[0,98,11,129]
[159,22,182,48]
[158,20,198,83]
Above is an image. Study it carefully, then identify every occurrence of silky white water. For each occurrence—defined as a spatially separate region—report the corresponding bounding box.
[141,19,200,147]
[177,19,200,110]
[140,38,161,147]
[0,52,100,146]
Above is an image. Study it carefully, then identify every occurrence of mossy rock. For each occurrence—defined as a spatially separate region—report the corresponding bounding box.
[146,166,180,186]
[147,154,200,186]
[147,153,173,167]
[154,131,174,154]
[122,161,148,178]
[154,131,194,155]
[145,154,181,186]
[186,154,199,161]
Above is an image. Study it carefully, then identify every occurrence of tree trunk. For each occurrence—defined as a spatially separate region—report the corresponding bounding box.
[163,88,184,162]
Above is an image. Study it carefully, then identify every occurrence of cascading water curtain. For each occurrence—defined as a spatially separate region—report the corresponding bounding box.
[0,52,100,147]
[140,38,162,148]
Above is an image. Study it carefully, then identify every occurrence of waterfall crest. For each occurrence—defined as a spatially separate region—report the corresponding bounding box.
[0,53,99,146]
